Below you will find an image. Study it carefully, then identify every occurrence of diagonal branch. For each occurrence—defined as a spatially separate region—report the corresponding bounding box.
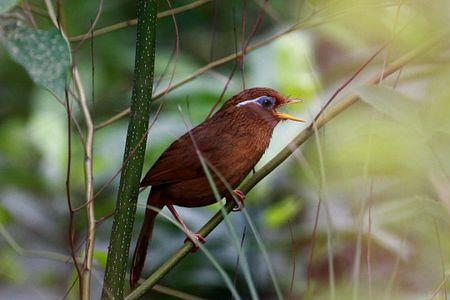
[69,0,211,42]
[125,32,447,300]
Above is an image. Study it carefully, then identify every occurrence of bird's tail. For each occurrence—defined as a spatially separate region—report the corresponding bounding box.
[130,190,163,289]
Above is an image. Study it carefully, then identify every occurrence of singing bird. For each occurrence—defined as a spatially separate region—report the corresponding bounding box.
[130,87,304,288]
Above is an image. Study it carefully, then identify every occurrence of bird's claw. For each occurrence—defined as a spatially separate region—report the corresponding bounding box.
[184,233,206,253]
[230,189,246,212]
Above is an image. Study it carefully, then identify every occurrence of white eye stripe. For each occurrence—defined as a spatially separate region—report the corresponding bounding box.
[236,99,257,107]
[236,96,270,107]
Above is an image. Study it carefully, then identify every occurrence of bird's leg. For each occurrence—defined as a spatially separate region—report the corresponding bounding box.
[166,204,205,252]
[226,189,246,212]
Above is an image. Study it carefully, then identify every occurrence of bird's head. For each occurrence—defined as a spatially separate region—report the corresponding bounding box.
[226,87,304,125]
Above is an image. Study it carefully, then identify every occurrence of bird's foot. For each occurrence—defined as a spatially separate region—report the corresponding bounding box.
[227,189,246,212]
[184,232,206,253]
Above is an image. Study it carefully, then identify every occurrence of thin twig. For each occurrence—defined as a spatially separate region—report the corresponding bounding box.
[240,0,247,89]
[253,0,280,22]
[73,65,96,300]
[366,180,374,300]
[22,0,38,28]
[288,221,296,298]
[230,227,247,300]
[62,276,79,300]
[206,0,268,119]
[209,0,219,61]
[64,87,83,294]
[432,218,448,300]
[152,284,209,300]
[69,0,212,42]
[18,3,49,17]
[430,274,450,300]
[307,195,322,295]
[44,1,96,298]
[72,0,104,51]
[90,20,96,119]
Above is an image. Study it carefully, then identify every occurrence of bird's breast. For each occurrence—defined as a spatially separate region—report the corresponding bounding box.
[201,116,274,189]
[162,110,276,207]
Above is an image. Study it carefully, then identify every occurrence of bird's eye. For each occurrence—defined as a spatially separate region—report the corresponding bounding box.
[259,97,274,109]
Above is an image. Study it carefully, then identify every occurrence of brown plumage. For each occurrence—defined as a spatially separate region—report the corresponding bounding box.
[130,87,303,288]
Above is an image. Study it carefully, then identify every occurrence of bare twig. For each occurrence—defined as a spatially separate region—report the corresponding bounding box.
[366,180,374,300]
[288,221,296,298]
[240,0,247,89]
[72,0,104,51]
[18,3,49,17]
[307,195,322,294]
[206,0,268,119]
[64,88,83,294]
[44,1,96,298]
[69,0,212,42]
[22,0,38,28]
[230,227,247,300]
[208,0,219,61]
[73,65,96,300]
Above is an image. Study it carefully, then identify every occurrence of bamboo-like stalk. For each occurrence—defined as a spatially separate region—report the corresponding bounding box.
[125,33,446,300]
[101,1,158,299]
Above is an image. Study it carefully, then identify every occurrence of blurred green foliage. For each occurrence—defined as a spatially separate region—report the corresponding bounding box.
[0,0,449,299]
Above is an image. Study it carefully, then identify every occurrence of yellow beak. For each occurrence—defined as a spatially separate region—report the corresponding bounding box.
[275,98,305,122]
[275,112,305,122]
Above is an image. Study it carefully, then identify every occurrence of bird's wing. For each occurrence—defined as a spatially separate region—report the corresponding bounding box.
[140,128,215,187]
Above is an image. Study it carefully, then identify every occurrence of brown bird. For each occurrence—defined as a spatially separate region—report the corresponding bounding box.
[130,87,303,288]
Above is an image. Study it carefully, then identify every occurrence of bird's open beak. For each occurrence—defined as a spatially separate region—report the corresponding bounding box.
[275,112,305,122]
[275,98,305,122]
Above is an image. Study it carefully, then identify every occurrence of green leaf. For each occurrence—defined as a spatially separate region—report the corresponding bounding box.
[264,196,302,228]
[0,20,71,99]
[0,0,18,14]
[354,85,423,132]
[94,250,108,269]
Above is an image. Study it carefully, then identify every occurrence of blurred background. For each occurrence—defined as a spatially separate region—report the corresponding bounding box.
[1,0,449,299]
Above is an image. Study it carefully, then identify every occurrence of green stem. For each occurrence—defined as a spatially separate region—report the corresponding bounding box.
[101,1,158,299]
[125,33,445,300]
